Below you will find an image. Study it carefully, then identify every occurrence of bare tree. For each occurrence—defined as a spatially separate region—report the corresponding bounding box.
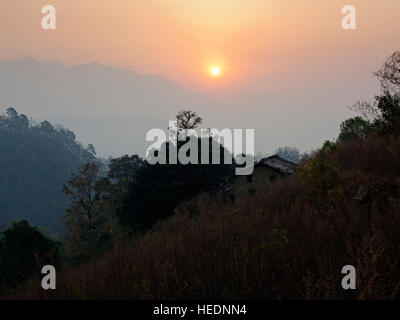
[347,99,380,122]
[348,51,400,121]
[375,51,400,94]
[174,110,202,140]
[176,110,202,130]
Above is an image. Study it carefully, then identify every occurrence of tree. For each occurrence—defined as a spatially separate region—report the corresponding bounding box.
[106,154,145,214]
[118,112,233,232]
[6,107,18,120]
[347,52,400,138]
[297,141,339,204]
[173,110,203,141]
[108,155,144,186]
[62,163,112,261]
[373,92,400,136]
[348,93,400,138]
[176,110,202,130]
[0,220,59,289]
[375,51,400,94]
[86,143,96,155]
[275,146,300,163]
[349,51,400,122]
[337,116,372,142]
[348,99,380,122]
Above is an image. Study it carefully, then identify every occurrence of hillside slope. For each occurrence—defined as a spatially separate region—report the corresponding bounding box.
[0,108,96,233]
[10,136,400,299]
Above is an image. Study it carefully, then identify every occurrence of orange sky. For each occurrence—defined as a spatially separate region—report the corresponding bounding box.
[1,0,400,91]
[1,0,400,155]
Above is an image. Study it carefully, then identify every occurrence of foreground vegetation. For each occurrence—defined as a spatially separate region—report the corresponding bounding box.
[6,134,400,299]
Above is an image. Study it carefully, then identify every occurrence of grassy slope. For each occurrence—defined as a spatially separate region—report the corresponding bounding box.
[9,136,400,299]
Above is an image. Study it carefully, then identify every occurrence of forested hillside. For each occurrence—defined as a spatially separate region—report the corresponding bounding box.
[0,108,96,233]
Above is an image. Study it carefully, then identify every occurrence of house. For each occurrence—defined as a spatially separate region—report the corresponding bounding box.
[227,155,297,200]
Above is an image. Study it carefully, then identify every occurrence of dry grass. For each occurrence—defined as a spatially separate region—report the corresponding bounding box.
[8,136,400,299]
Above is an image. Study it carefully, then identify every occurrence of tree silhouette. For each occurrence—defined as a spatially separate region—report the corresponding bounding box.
[375,51,400,94]
[62,163,112,261]
[0,220,59,289]
[337,117,371,142]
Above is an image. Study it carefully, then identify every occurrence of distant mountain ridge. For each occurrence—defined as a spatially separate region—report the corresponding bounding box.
[0,57,200,119]
[0,57,211,156]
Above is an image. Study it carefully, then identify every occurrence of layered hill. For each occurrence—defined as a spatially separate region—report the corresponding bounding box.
[0,108,96,233]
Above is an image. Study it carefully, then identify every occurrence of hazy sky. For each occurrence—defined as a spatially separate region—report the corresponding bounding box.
[1,0,400,155]
[1,0,399,90]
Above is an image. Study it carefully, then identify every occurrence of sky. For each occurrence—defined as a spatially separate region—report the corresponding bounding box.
[1,0,400,155]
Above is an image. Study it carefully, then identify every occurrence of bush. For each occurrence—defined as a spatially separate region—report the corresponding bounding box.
[0,220,59,292]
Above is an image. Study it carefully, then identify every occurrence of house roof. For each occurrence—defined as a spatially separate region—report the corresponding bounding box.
[255,155,297,175]
[221,155,297,193]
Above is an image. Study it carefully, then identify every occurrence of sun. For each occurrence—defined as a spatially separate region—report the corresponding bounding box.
[210,66,221,77]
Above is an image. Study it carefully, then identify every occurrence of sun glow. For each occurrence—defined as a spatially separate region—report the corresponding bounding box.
[210,66,221,77]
